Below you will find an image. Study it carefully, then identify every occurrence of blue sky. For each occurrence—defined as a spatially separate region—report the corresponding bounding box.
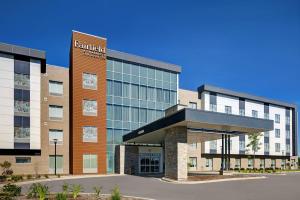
[0,0,299,153]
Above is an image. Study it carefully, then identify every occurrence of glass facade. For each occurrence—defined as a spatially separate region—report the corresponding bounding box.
[106,58,178,173]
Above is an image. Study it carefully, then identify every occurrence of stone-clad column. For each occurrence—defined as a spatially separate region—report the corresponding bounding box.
[115,145,125,174]
[164,127,188,181]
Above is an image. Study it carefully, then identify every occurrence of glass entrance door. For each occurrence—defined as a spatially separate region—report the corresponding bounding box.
[139,153,161,173]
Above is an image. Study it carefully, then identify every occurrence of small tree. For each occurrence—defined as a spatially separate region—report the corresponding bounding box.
[246,133,262,169]
[0,161,13,176]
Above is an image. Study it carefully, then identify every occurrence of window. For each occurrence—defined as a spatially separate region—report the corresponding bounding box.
[235,159,241,168]
[16,157,31,164]
[225,106,232,114]
[206,158,213,168]
[49,105,63,120]
[248,159,254,168]
[275,114,280,123]
[264,113,269,119]
[131,84,139,99]
[286,144,290,153]
[264,131,269,137]
[83,126,97,143]
[163,90,170,103]
[271,159,275,168]
[286,130,290,139]
[14,74,30,89]
[14,101,30,114]
[139,86,147,100]
[209,104,217,112]
[83,100,97,116]
[49,129,63,145]
[275,129,280,138]
[189,157,197,168]
[209,140,217,150]
[122,107,130,121]
[189,102,197,109]
[252,110,258,118]
[286,116,290,125]
[239,109,245,116]
[189,143,197,149]
[264,143,269,152]
[147,87,155,101]
[113,81,122,96]
[49,155,63,173]
[170,91,177,104]
[113,105,122,121]
[131,107,139,122]
[107,80,113,95]
[83,154,97,173]
[122,83,129,98]
[260,159,265,168]
[239,141,245,151]
[14,127,30,143]
[156,89,163,102]
[83,73,97,90]
[275,143,280,152]
[49,81,63,96]
[139,108,147,123]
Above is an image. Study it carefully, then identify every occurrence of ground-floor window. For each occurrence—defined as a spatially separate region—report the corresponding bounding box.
[16,157,31,164]
[205,158,213,170]
[235,159,241,169]
[49,155,63,173]
[189,157,197,169]
[248,158,254,169]
[260,159,265,168]
[281,159,286,169]
[271,159,276,168]
[83,154,98,173]
[139,153,160,173]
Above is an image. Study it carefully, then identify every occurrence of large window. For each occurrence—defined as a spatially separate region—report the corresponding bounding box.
[286,144,290,153]
[113,81,122,96]
[14,74,30,89]
[49,155,63,173]
[131,107,139,122]
[83,73,97,90]
[209,140,217,150]
[83,100,97,116]
[275,129,280,138]
[83,154,98,173]
[264,143,269,152]
[252,110,258,118]
[139,86,147,100]
[163,90,170,103]
[16,157,31,164]
[139,108,147,123]
[156,89,163,102]
[113,105,122,121]
[188,102,197,109]
[122,83,129,98]
[122,107,130,121]
[239,141,245,151]
[14,101,30,114]
[83,126,97,143]
[275,114,280,124]
[14,127,30,143]
[49,81,63,96]
[239,109,245,116]
[49,105,63,120]
[275,143,281,152]
[248,159,254,168]
[286,116,290,125]
[235,159,241,168]
[131,84,139,99]
[225,106,232,114]
[209,104,217,112]
[147,87,155,101]
[49,129,63,145]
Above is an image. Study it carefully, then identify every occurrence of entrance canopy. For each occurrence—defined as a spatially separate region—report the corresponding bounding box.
[123,108,274,144]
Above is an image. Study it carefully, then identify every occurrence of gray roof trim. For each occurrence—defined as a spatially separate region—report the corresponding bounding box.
[198,84,297,109]
[107,49,181,73]
[0,42,46,59]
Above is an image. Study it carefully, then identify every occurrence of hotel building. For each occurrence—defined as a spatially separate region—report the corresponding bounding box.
[0,31,297,179]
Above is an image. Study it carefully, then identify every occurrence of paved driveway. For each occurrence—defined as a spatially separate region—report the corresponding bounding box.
[21,173,300,200]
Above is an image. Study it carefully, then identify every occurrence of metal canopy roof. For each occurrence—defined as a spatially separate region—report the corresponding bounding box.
[123,108,274,144]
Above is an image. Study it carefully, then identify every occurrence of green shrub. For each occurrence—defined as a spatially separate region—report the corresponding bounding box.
[27,183,39,198]
[36,184,49,200]
[71,184,82,199]
[1,183,21,197]
[62,182,69,195]
[0,175,7,182]
[56,192,67,200]
[11,175,23,182]
[27,174,33,180]
[111,186,121,200]
[93,186,102,198]
[0,161,13,176]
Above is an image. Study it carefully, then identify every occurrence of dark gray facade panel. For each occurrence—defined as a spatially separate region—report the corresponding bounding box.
[198,84,297,109]
[0,42,46,59]
[264,151,269,156]
[292,109,298,156]
[107,49,181,73]
[286,138,290,145]
[286,124,290,131]
[239,98,245,109]
[210,149,217,154]
[209,92,217,105]
[264,103,269,113]
[264,137,269,143]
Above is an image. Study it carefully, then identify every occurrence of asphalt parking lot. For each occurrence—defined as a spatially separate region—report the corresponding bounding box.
[21,173,300,200]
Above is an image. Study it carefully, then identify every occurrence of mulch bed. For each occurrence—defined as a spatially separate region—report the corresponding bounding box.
[15,194,144,200]
[188,174,257,181]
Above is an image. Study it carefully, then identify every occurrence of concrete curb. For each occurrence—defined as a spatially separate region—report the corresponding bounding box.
[0,174,125,187]
[161,176,267,184]
[80,193,156,200]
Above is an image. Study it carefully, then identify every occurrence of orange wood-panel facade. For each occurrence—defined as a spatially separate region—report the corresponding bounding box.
[70,31,107,174]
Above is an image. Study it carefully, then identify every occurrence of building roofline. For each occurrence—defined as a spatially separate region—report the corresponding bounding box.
[0,42,46,60]
[106,49,182,73]
[198,84,297,109]
[72,30,107,40]
[46,64,69,69]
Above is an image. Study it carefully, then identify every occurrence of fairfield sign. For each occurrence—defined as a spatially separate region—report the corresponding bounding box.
[74,40,106,59]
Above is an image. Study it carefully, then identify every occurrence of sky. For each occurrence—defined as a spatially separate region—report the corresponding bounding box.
[0,0,299,153]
